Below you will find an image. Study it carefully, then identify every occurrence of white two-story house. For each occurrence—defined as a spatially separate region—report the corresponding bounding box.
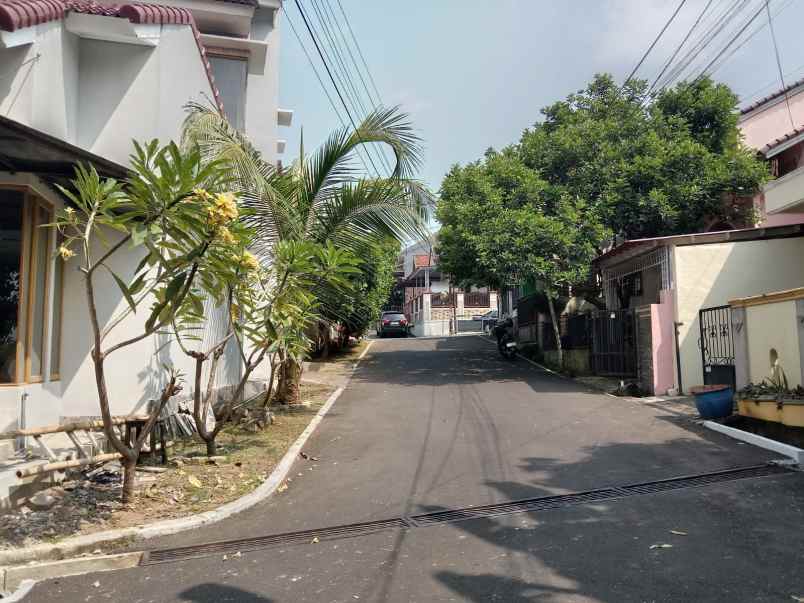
[0,0,292,470]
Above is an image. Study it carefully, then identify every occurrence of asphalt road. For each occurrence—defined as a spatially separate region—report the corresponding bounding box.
[28,335,804,602]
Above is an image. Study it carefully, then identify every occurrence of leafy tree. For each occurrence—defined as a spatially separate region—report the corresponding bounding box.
[437,151,607,366]
[52,141,234,502]
[519,74,769,239]
[182,104,431,403]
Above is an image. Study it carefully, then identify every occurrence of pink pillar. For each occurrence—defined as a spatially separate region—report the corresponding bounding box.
[650,290,676,396]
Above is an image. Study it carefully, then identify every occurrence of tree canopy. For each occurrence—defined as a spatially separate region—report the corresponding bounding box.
[437,73,770,294]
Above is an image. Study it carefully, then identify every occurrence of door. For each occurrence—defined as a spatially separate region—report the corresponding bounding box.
[698,305,736,389]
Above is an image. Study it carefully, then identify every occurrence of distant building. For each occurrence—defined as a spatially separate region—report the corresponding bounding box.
[739,79,804,226]
[398,237,496,337]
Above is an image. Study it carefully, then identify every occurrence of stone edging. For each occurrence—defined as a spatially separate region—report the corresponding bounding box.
[0,341,373,568]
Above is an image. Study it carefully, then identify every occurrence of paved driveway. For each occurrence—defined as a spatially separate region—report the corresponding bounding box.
[28,336,804,602]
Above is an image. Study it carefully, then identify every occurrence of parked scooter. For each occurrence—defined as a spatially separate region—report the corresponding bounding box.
[493,317,517,360]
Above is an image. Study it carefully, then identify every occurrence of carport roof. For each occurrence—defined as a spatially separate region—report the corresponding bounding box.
[0,114,128,182]
[594,223,804,267]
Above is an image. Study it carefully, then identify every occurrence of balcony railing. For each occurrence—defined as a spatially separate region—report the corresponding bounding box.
[764,164,804,215]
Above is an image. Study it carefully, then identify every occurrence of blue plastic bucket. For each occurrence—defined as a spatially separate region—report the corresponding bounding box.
[692,386,734,419]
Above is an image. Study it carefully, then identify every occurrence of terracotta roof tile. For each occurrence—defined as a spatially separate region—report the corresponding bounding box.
[0,0,224,113]
[740,76,804,115]
[760,124,804,156]
[0,0,65,31]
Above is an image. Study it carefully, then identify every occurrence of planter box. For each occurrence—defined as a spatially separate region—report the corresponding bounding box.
[737,398,804,427]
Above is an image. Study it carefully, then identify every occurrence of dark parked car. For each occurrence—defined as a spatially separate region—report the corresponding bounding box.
[476,310,498,332]
[377,312,409,337]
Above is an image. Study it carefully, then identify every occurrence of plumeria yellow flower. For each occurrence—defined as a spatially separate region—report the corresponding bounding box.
[58,245,75,260]
[192,188,213,203]
[64,207,75,216]
[205,191,239,227]
[217,226,236,245]
[238,251,260,272]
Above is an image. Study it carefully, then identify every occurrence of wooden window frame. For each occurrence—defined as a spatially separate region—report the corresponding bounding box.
[0,185,60,386]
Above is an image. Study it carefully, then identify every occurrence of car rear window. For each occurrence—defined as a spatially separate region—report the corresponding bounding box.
[384,313,405,321]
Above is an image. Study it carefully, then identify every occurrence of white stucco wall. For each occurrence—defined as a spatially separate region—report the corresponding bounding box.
[744,300,801,389]
[0,12,283,440]
[674,237,804,392]
[1,22,214,164]
[244,6,280,163]
[0,173,242,435]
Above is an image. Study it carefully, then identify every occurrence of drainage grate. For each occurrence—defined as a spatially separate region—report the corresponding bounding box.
[144,517,408,564]
[143,464,793,565]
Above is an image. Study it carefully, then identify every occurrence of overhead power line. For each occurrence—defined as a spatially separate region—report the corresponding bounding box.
[319,0,394,173]
[764,0,795,129]
[282,4,374,175]
[706,0,794,77]
[647,0,716,97]
[625,0,688,86]
[292,0,383,177]
[335,0,384,106]
[693,0,767,81]
[655,0,748,91]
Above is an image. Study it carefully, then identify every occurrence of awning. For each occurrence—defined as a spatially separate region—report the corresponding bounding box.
[0,115,128,184]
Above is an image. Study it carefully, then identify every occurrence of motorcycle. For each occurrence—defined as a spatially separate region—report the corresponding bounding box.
[493,317,517,360]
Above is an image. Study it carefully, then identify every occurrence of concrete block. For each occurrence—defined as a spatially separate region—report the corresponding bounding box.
[2,551,143,592]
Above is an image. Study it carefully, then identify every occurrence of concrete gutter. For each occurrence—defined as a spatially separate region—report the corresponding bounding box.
[0,342,373,572]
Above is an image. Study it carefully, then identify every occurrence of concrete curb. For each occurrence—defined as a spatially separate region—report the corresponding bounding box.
[1,552,143,595]
[703,420,804,463]
[0,341,373,571]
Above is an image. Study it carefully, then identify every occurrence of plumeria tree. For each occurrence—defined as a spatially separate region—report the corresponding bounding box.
[174,237,358,456]
[52,141,237,502]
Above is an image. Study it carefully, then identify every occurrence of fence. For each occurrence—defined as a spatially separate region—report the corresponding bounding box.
[539,314,590,351]
[464,291,490,307]
[431,293,456,307]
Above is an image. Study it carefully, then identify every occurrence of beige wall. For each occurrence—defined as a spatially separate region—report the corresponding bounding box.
[674,237,804,392]
[744,300,801,388]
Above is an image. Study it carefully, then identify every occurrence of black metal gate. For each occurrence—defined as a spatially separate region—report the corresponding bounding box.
[699,305,736,389]
[591,309,637,376]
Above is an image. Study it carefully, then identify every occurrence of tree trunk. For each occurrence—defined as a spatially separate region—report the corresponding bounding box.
[547,295,564,370]
[121,456,137,504]
[276,358,302,405]
[205,439,217,456]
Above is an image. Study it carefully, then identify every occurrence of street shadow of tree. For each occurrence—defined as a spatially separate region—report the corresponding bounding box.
[179,583,274,602]
[353,335,583,393]
[410,439,798,603]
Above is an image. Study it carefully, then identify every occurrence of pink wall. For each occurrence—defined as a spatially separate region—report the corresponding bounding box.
[650,289,676,396]
[739,87,804,150]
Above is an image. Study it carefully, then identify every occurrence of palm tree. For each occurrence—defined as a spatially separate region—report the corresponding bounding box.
[182,104,432,402]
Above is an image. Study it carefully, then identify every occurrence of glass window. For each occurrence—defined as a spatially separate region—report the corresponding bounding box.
[27,203,52,380]
[0,191,24,384]
[0,189,61,384]
[50,244,63,380]
[209,55,247,131]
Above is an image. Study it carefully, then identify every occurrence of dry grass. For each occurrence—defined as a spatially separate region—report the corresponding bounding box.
[0,382,335,548]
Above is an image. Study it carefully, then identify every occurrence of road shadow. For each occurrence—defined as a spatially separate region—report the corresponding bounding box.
[179,583,274,602]
[409,438,801,602]
[354,335,581,393]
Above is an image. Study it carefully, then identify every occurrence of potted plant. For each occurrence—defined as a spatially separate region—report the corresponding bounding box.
[689,384,734,420]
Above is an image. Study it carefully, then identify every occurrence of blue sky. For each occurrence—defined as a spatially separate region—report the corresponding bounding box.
[278,0,804,192]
